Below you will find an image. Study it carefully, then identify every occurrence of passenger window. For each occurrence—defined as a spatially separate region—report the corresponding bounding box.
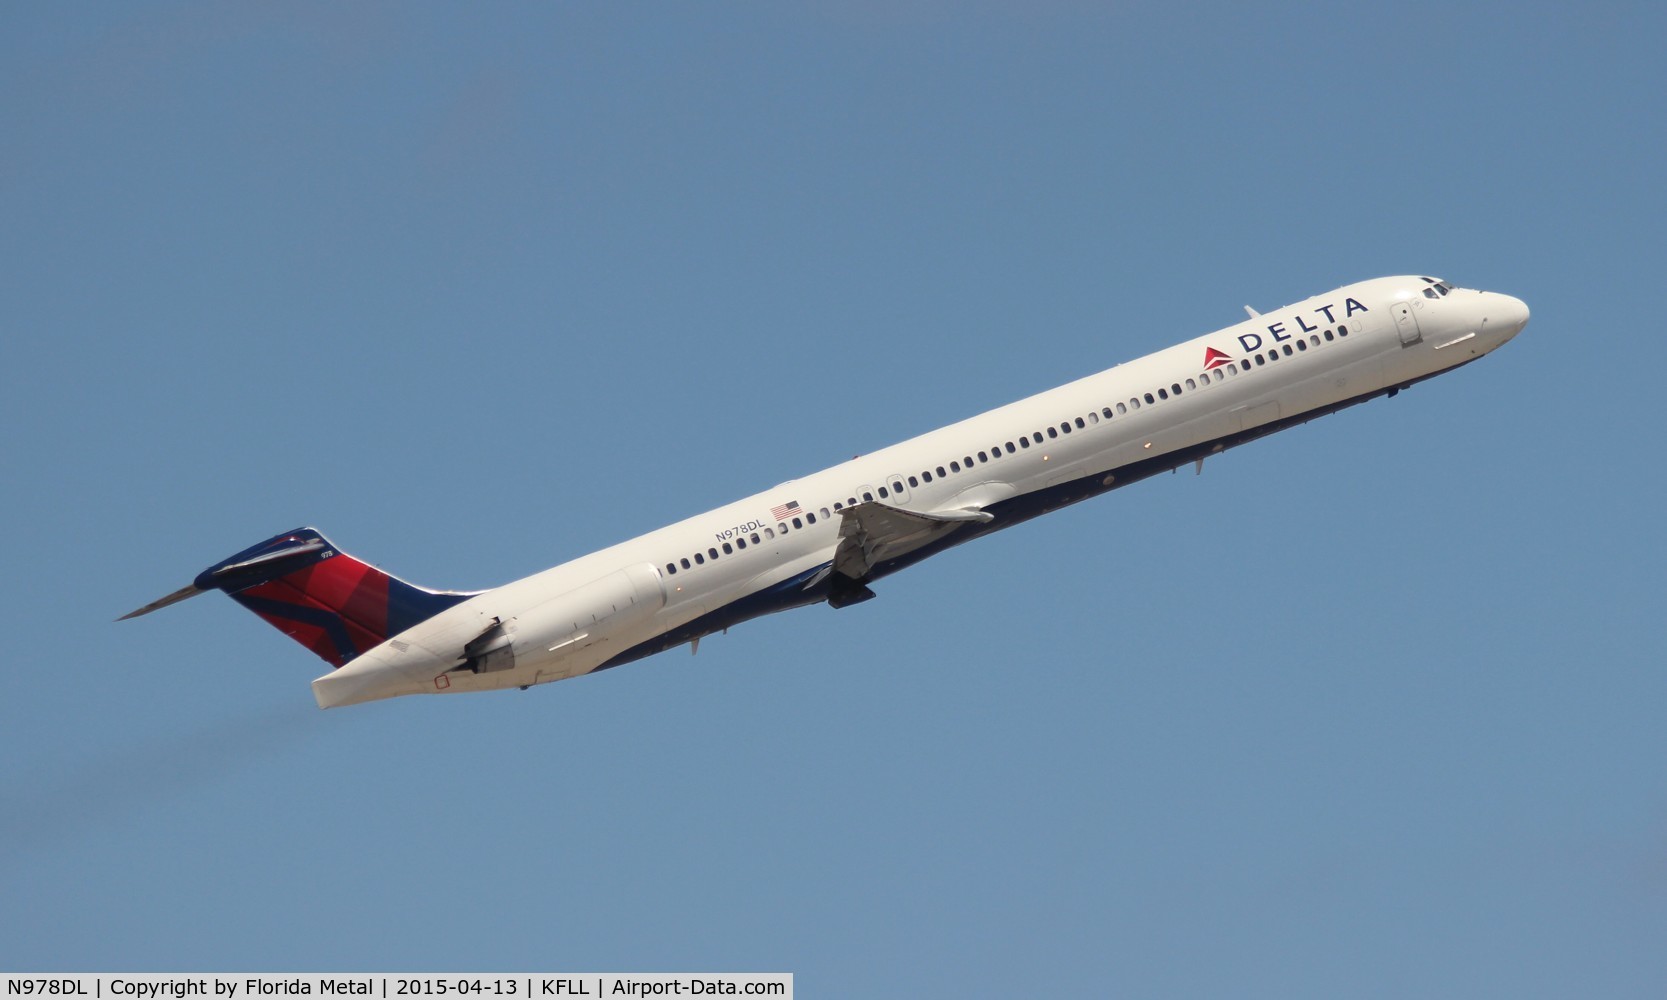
[909,475,920,487]
[1005,443,1016,454]
[1282,344,1293,356]
[978,451,989,462]
[862,491,873,501]
[1255,354,1266,366]
[1324,330,1334,341]
[1171,383,1181,395]
[805,513,816,525]
[666,563,677,575]
[694,553,705,564]
[751,533,761,544]
[1075,417,1086,429]
[792,517,803,529]
[1185,379,1196,390]
[1117,402,1127,415]
[764,528,775,539]
[708,548,719,559]
[722,542,733,554]
[1338,326,1348,337]
[1032,433,1043,445]
[1296,339,1307,351]
[877,487,889,498]
[1102,407,1113,419]
[1087,412,1098,425]
[777,522,787,533]
[937,466,948,477]
[1047,427,1058,439]
[1310,335,1320,346]
[1157,389,1168,400]
[1019,437,1030,448]
[1240,360,1251,370]
[820,508,830,519]
[892,481,903,492]
[952,460,963,472]
[681,558,692,569]
[736,537,747,550]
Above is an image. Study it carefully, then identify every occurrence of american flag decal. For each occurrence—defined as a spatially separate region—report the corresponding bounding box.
[770,500,801,521]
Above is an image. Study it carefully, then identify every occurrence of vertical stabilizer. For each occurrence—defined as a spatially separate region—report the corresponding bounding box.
[121,527,478,668]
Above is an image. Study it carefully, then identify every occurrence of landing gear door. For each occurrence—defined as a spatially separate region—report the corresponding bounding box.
[1391,301,1422,346]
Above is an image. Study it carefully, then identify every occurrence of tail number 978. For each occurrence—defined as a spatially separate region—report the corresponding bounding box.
[715,520,764,542]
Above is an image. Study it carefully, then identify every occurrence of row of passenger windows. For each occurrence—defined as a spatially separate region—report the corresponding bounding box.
[663,322,1351,578]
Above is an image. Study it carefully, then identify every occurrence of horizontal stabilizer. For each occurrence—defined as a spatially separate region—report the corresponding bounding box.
[117,583,206,621]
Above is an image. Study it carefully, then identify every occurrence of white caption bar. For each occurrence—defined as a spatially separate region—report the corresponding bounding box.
[2,977,791,1000]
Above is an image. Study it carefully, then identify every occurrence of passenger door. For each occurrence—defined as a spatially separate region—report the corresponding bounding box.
[1390,301,1422,346]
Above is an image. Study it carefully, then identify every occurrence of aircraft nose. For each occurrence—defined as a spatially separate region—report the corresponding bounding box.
[1491,293,1530,339]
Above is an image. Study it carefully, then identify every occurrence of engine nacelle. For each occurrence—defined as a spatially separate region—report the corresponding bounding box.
[515,562,666,664]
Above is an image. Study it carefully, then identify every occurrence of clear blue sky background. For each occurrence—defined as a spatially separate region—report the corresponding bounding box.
[4,3,1663,996]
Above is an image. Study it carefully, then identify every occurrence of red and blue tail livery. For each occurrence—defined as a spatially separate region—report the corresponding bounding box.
[121,528,476,668]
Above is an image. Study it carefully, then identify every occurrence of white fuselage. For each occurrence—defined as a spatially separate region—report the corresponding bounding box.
[312,276,1528,708]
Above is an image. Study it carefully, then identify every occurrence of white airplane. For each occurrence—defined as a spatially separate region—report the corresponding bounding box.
[123,275,1528,708]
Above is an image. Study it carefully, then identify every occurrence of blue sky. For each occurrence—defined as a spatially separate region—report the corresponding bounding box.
[4,3,1664,995]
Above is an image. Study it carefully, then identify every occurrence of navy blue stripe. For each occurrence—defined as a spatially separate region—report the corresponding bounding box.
[385,584,473,637]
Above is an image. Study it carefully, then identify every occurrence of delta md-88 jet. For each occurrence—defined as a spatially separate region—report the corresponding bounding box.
[123,275,1528,708]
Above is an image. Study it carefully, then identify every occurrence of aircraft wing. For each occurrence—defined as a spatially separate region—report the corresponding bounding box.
[832,501,992,581]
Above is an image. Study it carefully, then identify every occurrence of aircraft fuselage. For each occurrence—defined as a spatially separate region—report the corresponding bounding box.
[305,275,1527,708]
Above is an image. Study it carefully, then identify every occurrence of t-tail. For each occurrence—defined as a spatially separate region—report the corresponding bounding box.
[119,527,478,668]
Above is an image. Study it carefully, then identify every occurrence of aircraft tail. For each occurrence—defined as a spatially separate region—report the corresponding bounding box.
[119,527,478,668]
